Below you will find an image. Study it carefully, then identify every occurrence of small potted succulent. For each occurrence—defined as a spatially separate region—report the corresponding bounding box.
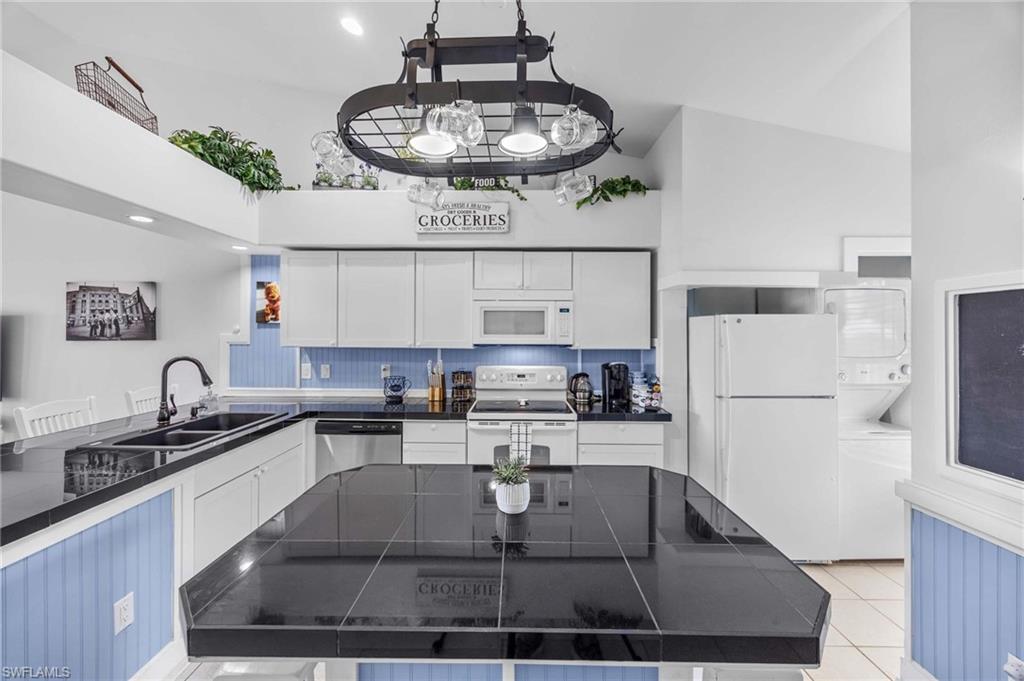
[492,456,530,514]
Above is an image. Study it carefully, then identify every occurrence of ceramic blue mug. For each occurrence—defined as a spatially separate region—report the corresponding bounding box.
[383,376,412,403]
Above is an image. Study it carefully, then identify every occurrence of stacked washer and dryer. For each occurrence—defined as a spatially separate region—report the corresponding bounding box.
[819,276,911,559]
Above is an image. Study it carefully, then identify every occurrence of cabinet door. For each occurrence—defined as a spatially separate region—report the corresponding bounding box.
[577,444,663,468]
[524,252,572,290]
[415,252,473,348]
[572,251,651,349]
[474,251,523,289]
[194,469,259,570]
[402,442,466,464]
[280,251,338,347]
[338,251,415,347]
[257,445,307,525]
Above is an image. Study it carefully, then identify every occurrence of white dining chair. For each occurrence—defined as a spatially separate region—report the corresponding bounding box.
[124,384,178,416]
[13,396,99,439]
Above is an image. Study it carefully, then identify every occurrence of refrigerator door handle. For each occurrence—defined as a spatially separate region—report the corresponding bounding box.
[716,400,730,499]
[718,317,732,397]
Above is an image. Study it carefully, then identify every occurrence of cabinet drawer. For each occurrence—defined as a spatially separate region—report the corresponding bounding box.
[578,422,663,445]
[578,444,663,467]
[403,421,467,443]
[194,423,304,496]
[403,442,466,464]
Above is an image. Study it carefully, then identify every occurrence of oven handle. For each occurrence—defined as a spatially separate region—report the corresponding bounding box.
[467,421,577,431]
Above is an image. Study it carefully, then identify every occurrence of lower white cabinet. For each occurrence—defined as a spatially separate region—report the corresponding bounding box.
[577,422,664,467]
[193,435,307,572]
[402,421,466,464]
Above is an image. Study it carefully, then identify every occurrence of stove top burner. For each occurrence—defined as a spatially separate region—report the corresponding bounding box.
[471,399,573,415]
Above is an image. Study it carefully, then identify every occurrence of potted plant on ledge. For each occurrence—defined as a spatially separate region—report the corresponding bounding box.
[492,456,530,514]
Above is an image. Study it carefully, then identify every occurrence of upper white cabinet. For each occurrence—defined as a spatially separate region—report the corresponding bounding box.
[415,252,473,348]
[573,251,651,349]
[474,251,571,290]
[280,251,338,347]
[524,252,572,290]
[338,251,415,347]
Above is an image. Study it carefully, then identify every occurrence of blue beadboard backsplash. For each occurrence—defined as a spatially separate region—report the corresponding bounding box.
[231,256,656,391]
[0,492,174,680]
[911,509,1024,681]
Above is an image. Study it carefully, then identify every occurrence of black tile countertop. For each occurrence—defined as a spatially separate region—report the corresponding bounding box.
[0,397,669,546]
[181,464,829,664]
[572,401,671,422]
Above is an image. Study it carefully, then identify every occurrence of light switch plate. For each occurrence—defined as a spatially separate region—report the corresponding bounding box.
[320,363,331,379]
[300,362,312,380]
[380,364,391,379]
[114,592,134,635]
[1005,653,1024,681]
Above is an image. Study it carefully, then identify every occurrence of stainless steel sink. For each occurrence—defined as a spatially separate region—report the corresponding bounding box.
[90,412,281,452]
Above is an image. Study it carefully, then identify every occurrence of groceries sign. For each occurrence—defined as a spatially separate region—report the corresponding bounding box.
[416,201,509,234]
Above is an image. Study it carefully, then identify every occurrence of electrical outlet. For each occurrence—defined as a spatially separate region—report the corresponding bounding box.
[300,362,312,380]
[113,592,134,635]
[320,363,331,379]
[1005,653,1024,681]
[380,364,391,379]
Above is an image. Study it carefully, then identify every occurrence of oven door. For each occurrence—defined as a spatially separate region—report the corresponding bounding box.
[472,300,573,345]
[467,420,578,466]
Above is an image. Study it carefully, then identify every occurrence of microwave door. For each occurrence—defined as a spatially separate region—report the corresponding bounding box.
[474,301,555,344]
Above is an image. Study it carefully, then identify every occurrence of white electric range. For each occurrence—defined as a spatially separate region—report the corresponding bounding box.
[466,365,578,465]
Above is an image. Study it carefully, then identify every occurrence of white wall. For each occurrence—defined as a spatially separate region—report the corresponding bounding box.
[671,107,911,274]
[908,2,1024,526]
[1,194,241,438]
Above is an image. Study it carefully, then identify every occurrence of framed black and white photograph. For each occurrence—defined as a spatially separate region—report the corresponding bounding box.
[65,281,157,341]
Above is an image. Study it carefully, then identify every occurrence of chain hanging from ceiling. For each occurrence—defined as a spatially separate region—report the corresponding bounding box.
[336,0,621,182]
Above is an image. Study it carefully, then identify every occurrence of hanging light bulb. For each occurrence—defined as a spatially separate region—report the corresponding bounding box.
[498,105,548,158]
[407,109,458,160]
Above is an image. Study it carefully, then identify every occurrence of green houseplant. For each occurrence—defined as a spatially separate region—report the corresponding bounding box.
[575,175,648,209]
[453,176,527,201]
[168,126,292,193]
[492,456,530,514]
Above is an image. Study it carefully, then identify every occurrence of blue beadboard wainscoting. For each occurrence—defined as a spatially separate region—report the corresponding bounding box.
[357,664,657,681]
[911,510,1024,681]
[231,256,657,391]
[1,492,174,680]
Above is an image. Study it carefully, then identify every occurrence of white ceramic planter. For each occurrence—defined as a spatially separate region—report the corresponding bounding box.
[494,481,530,514]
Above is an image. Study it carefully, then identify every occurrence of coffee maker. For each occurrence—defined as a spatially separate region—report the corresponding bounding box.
[601,362,630,407]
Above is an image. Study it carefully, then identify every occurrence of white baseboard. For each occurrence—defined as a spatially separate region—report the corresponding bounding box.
[130,639,188,681]
[899,657,938,681]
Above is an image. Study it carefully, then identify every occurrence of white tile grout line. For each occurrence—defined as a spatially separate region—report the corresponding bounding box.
[867,562,905,588]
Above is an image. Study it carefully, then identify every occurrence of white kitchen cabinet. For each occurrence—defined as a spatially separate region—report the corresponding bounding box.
[572,251,651,349]
[402,442,466,464]
[194,469,259,570]
[415,251,473,348]
[280,251,338,347]
[338,251,415,347]
[524,252,571,290]
[578,444,663,468]
[257,445,306,525]
[578,422,664,467]
[474,251,523,289]
[474,251,572,291]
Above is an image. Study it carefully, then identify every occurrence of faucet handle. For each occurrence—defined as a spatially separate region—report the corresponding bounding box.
[168,393,178,417]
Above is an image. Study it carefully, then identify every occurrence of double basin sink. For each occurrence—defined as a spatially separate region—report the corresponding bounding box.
[93,412,280,451]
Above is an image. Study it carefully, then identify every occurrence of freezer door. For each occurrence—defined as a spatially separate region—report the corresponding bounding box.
[719,397,839,561]
[717,314,837,397]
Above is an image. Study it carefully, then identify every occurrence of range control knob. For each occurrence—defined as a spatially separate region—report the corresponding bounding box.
[546,374,553,381]
[888,372,897,381]
[900,364,912,377]
[489,373,497,381]
[556,374,564,382]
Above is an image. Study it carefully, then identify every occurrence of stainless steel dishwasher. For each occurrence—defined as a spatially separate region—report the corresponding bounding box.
[315,420,403,479]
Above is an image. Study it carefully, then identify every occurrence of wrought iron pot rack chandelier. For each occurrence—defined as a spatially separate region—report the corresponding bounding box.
[336,0,621,181]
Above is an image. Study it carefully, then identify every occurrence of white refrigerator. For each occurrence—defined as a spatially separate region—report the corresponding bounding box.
[688,314,839,562]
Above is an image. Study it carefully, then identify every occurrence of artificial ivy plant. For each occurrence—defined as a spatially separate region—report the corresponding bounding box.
[168,126,292,193]
[575,175,648,209]
[452,176,528,201]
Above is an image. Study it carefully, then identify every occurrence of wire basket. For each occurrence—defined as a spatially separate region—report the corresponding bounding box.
[75,57,158,134]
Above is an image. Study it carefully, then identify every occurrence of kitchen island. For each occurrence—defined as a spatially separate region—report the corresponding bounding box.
[181,464,829,666]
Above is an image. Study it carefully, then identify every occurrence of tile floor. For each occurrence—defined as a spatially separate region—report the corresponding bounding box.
[177,561,907,681]
[800,561,907,681]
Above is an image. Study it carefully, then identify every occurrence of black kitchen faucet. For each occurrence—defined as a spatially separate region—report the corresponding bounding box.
[157,356,214,425]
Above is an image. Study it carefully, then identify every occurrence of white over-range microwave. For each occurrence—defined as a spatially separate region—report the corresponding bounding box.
[472,299,573,345]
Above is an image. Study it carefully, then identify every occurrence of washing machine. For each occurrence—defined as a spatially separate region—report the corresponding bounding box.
[819,277,912,559]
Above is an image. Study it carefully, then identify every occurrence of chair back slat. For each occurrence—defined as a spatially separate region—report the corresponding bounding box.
[13,396,99,440]
[125,384,178,416]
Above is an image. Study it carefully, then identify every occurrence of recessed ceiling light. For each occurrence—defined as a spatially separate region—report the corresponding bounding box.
[340,17,364,36]
[231,245,250,251]
[128,215,154,223]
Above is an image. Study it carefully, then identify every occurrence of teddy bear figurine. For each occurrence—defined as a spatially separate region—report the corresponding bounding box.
[263,281,281,323]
